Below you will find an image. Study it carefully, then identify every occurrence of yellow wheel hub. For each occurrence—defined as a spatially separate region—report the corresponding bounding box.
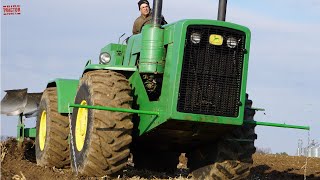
[75,100,88,151]
[39,110,47,151]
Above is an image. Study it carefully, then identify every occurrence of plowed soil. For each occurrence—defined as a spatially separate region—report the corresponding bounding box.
[1,138,320,180]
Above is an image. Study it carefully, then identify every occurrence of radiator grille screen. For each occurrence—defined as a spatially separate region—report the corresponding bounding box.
[177,25,246,117]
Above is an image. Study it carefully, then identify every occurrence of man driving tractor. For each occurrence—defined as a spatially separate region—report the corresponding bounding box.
[132,0,167,34]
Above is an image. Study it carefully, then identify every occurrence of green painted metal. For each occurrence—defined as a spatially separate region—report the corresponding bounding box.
[129,71,174,134]
[47,79,79,113]
[24,127,36,138]
[16,114,24,142]
[16,115,36,139]
[123,34,142,67]
[139,25,165,73]
[243,120,310,130]
[100,43,127,66]
[84,64,137,72]
[69,104,160,115]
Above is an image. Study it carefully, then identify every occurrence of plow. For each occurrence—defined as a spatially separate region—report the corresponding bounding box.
[1,89,42,141]
[1,0,310,179]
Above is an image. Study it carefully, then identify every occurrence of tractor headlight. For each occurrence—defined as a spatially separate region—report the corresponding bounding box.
[190,32,201,44]
[99,53,111,64]
[226,37,238,48]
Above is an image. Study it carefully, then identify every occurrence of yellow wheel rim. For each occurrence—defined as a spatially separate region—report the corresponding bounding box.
[39,110,47,151]
[75,100,88,151]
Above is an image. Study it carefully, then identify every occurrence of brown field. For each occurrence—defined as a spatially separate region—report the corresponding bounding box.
[1,138,320,180]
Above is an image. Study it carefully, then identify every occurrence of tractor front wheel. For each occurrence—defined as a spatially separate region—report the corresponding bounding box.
[188,94,257,180]
[70,70,133,177]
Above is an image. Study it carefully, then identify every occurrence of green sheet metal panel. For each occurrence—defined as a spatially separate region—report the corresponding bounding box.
[123,34,142,67]
[100,43,127,65]
[24,127,36,138]
[48,79,79,113]
[84,64,137,72]
[123,36,136,66]
[129,71,166,134]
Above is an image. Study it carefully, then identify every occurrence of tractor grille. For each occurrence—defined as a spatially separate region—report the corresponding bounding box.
[177,25,246,117]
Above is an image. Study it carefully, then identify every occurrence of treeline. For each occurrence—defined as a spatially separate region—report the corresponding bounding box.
[256,147,288,156]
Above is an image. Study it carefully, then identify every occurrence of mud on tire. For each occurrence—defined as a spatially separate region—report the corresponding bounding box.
[35,87,70,168]
[70,70,133,177]
[188,94,257,180]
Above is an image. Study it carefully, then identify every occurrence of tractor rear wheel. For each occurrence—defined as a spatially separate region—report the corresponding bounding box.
[188,94,257,180]
[70,70,133,177]
[35,87,70,168]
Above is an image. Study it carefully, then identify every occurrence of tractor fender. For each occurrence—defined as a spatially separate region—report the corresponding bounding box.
[83,66,138,79]
[47,78,79,113]
[83,60,138,78]
[84,64,137,72]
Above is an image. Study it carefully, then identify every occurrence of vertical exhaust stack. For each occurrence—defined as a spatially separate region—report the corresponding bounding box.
[152,0,163,26]
[217,0,227,21]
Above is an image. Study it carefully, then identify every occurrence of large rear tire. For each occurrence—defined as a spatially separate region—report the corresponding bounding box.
[188,94,257,180]
[70,70,133,177]
[35,87,70,168]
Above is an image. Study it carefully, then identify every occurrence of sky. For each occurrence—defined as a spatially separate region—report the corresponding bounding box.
[1,0,319,155]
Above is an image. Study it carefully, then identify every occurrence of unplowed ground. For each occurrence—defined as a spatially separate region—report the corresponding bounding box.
[1,138,320,180]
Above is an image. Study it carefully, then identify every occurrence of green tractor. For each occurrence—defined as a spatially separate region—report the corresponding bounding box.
[1,0,310,179]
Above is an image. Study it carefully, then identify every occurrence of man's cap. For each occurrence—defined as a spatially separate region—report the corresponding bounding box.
[138,0,149,10]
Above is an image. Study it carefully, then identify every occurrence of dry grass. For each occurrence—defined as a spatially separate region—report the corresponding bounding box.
[120,168,191,180]
[0,141,8,162]
[12,171,26,180]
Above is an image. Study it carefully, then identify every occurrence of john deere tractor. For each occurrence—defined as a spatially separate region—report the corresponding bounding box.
[1,0,310,179]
